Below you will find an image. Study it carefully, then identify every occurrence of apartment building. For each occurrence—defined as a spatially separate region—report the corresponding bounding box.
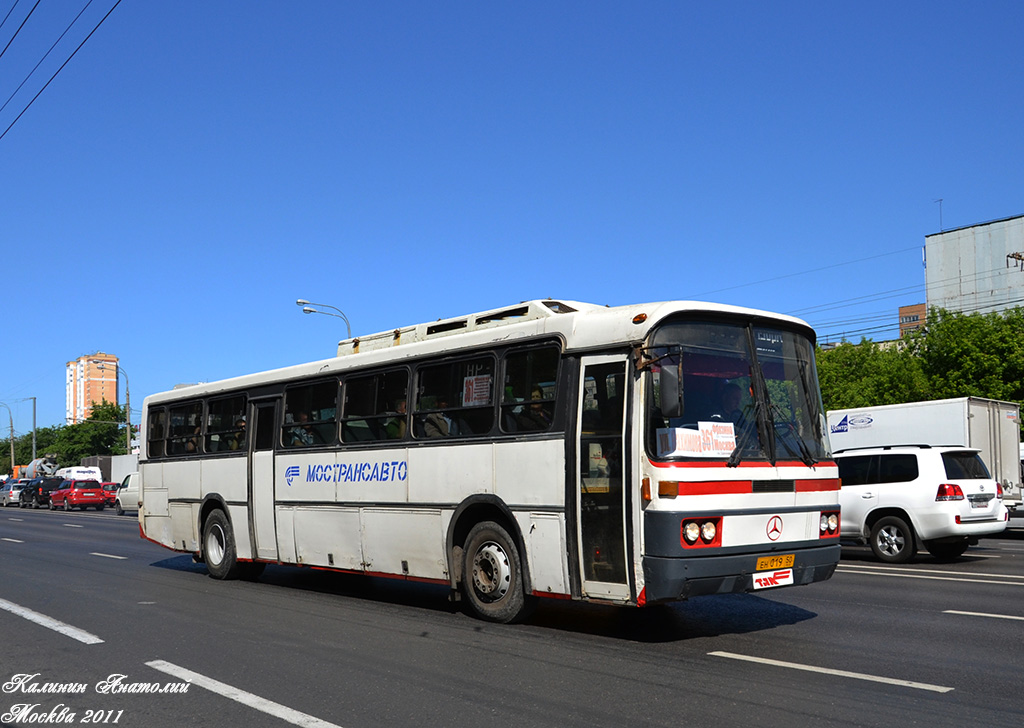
[66,352,119,424]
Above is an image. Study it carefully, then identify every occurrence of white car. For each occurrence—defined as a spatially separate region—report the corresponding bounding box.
[835,445,1008,563]
[115,472,140,516]
[1,479,28,507]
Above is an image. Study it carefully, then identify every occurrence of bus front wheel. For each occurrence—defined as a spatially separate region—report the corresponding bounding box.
[203,510,241,580]
[461,521,533,624]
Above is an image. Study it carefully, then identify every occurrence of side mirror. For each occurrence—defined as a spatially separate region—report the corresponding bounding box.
[659,365,684,419]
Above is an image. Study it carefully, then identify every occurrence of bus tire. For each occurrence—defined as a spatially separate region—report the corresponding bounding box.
[203,510,241,580]
[461,521,533,624]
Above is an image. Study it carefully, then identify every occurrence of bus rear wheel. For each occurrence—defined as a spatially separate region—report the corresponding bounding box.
[203,510,241,580]
[461,521,533,624]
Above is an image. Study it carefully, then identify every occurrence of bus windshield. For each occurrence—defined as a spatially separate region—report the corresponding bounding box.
[645,319,830,465]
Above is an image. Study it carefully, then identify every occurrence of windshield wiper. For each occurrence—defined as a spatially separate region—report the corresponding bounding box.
[769,403,818,468]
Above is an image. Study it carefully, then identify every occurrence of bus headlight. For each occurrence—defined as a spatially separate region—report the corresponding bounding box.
[819,511,840,537]
[701,521,717,542]
[683,522,701,544]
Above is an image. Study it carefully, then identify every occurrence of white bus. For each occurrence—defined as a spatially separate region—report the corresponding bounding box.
[139,299,840,622]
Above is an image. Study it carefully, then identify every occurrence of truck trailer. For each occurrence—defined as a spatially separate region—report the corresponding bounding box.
[827,397,1022,511]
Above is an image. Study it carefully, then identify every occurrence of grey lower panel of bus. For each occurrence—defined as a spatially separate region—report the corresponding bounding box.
[642,543,841,603]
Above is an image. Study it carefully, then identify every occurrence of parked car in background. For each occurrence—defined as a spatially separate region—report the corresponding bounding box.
[101,482,120,507]
[49,480,106,511]
[835,444,1008,563]
[19,477,64,509]
[114,472,139,516]
[1,479,29,507]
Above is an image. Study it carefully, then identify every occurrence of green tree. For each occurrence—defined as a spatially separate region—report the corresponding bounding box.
[816,306,1024,436]
[910,307,1024,404]
[816,339,929,411]
[51,401,128,466]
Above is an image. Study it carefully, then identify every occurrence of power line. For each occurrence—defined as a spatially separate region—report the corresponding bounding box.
[0,1,23,36]
[0,0,96,118]
[0,0,121,143]
[684,245,921,299]
[0,0,41,62]
[816,296,1024,343]
[795,256,1024,338]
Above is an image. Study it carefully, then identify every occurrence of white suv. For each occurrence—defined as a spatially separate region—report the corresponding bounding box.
[835,445,1008,563]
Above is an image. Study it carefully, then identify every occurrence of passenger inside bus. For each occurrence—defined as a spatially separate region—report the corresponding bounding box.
[227,419,246,450]
[710,383,744,424]
[289,412,316,446]
[423,396,457,437]
[384,399,407,439]
[516,387,553,431]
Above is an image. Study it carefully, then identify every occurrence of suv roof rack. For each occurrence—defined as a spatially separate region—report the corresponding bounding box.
[833,444,936,454]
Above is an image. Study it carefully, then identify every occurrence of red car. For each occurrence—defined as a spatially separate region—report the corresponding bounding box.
[49,480,106,511]
[101,482,120,507]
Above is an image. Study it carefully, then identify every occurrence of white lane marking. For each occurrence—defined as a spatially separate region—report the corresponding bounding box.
[63,524,84,528]
[0,597,103,645]
[8,518,24,521]
[944,610,1024,622]
[146,661,342,728]
[839,571,1024,587]
[839,564,1024,579]
[2,537,23,543]
[837,567,1024,586]
[709,651,953,693]
[90,552,127,560]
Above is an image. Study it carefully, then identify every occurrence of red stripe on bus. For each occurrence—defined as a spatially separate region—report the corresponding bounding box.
[676,481,752,495]
[795,478,840,492]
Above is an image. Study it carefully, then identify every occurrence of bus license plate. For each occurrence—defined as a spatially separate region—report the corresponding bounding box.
[756,554,795,571]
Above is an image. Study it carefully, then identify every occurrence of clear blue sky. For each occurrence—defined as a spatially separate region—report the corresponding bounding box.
[1,1,1022,435]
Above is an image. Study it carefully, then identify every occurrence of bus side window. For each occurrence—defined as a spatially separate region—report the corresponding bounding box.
[148,409,167,458]
[414,356,495,438]
[282,380,338,448]
[501,346,559,433]
[341,370,408,443]
[206,395,246,452]
[168,402,203,455]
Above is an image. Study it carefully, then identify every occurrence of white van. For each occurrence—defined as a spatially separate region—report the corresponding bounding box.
[115,472,140,516]
[55,466,103,481]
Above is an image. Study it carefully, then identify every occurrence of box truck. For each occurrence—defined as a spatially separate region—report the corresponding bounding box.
[827,397,1022,510]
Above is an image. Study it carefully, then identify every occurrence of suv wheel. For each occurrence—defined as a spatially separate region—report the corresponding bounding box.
[869,516,916,563]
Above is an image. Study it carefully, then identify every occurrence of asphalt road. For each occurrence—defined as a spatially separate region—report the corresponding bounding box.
[2,506,1023,728]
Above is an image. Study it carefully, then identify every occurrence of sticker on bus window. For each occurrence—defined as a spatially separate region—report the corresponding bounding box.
[657,422,737,458]
[463,375,491,406]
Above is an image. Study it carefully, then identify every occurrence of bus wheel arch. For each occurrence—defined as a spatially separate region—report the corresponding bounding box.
[447,497,535,623]
[199,496,241,580]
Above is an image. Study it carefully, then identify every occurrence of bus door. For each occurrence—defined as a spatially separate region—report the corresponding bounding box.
[576,356,631,601]
[249,399,279,561]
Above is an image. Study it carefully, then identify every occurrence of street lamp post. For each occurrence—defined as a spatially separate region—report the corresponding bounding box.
[0,402,14,477]
[296,299,352,339]
[97,363,131,453]
[16,397,36,461]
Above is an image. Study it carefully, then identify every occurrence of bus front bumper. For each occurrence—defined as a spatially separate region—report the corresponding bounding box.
[641,543,840,604]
